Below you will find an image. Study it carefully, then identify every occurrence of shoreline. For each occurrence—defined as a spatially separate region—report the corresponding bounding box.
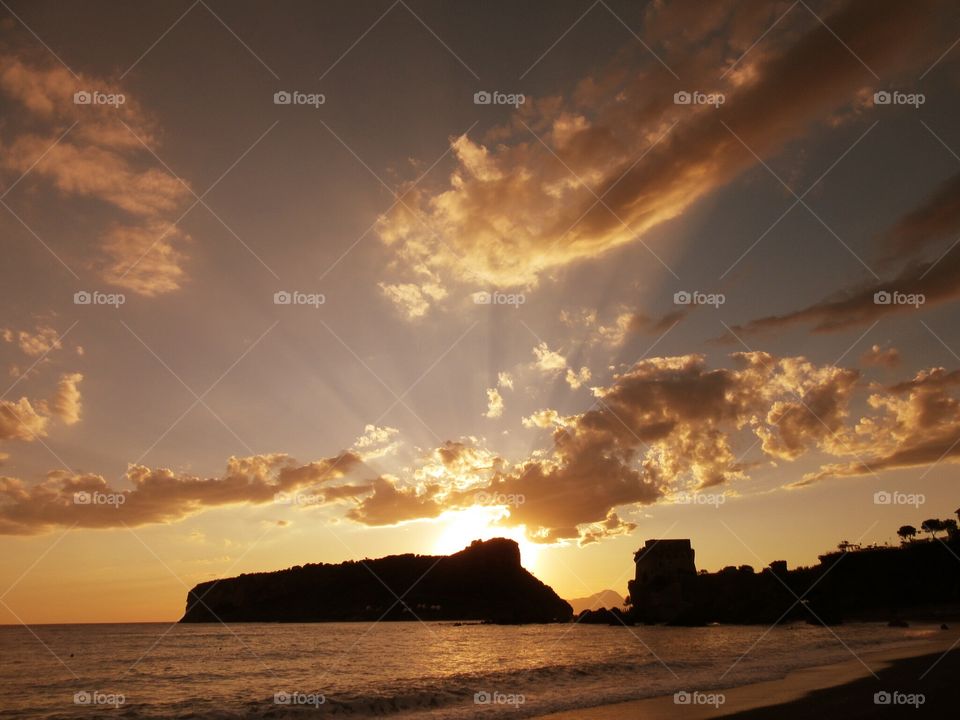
[534,627,959,719]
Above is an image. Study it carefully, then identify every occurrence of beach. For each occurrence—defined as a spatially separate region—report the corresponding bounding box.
[535,627,959,719]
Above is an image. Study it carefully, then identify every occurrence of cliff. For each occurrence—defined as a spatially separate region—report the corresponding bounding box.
[180,538,572,624]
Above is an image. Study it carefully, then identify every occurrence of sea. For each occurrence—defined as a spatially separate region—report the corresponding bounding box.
[0,621,940,718]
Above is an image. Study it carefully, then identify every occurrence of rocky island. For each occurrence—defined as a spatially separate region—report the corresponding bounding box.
[180,538,572,624]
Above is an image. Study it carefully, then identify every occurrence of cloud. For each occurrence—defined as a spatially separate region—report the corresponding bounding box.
[346,475,443,525]
[497,371,514,390]
[884,171,960,257]
[49,372,83,425]
[532,342,568,373]
[530,342,591,389]
[374,0,945,312]
[1,325,62,357]
[352,424,401,460]
[0,452,361,534]
[565,366,591,389]
[735,158,960,336]
[5,352,959,540]
[0,369,84,441]
[731,251,960,334]
[0,398,49,441]
[378,281,448,319]
[97,222,189,296]
[861,344,900,368]
[522,408,566,429]
[0,55,193,296]
[348,352,878,543]
[484,388,504,418]
[795,367,960,484]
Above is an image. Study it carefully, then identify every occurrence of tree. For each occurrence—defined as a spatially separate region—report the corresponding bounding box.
[897,525,917,543]
[921,518,944,538]
[943,519,958,536]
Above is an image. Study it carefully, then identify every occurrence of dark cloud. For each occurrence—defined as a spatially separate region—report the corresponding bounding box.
[0,452,360,534]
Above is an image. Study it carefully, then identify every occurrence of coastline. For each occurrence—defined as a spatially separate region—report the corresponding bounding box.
[534,627,959,719]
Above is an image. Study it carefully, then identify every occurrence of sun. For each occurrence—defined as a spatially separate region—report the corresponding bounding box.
[431,506,542,572]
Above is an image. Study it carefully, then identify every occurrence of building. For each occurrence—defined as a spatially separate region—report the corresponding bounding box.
[628,539,697,622]
[632,539,697,584]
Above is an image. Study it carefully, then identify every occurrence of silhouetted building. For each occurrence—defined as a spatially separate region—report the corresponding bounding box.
[628,539,697,622]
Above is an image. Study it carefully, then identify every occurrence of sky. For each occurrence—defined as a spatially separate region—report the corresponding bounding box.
[1,0,960,623]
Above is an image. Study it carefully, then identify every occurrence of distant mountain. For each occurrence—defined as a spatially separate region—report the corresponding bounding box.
[567,589,627,615]
[180,538,572,624]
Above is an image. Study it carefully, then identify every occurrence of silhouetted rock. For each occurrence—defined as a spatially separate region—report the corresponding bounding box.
[575,607,632,625]
[180,538,572,624]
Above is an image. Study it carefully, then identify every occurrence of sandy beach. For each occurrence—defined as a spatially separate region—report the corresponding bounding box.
[535,627,959,719]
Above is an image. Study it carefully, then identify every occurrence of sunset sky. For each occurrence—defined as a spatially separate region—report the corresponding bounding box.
[2,0,960,623]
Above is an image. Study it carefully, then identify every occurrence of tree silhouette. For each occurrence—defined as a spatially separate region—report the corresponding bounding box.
[897,525,917,543]
[921,518,944,538]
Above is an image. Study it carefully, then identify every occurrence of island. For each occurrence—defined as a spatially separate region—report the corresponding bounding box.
[180,537,572,624]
